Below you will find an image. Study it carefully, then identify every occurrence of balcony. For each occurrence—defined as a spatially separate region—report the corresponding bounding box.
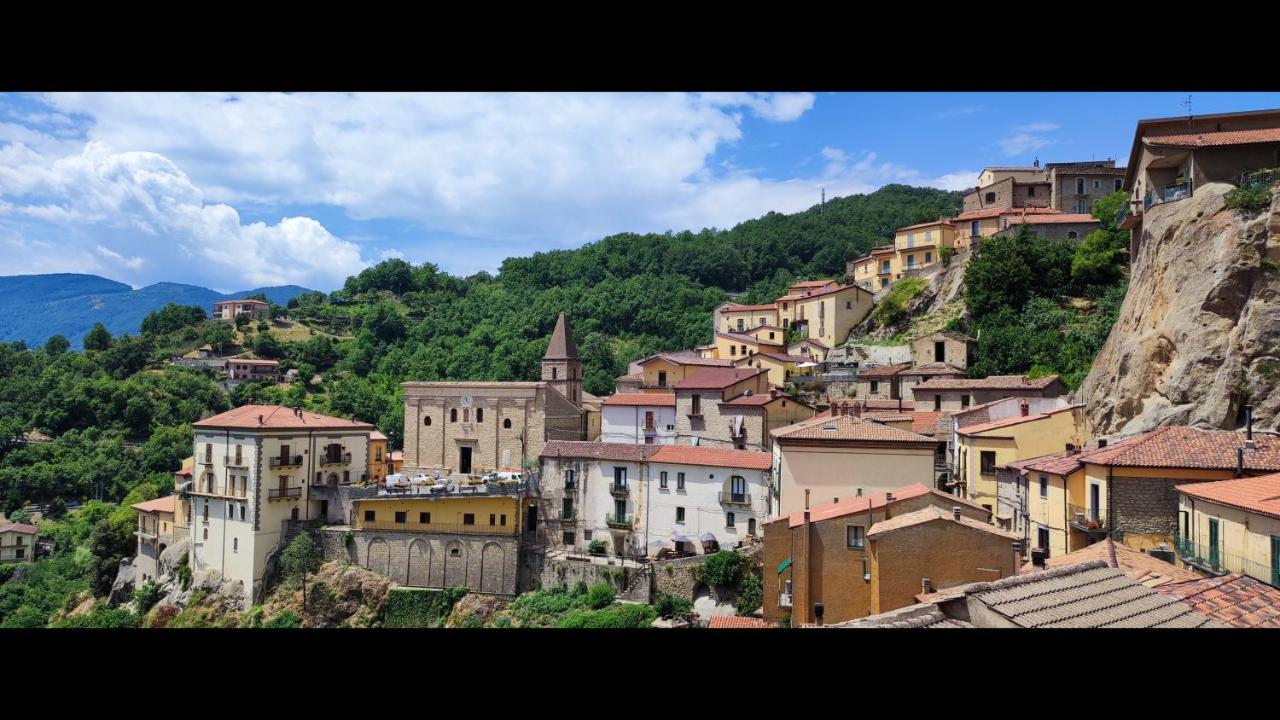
[609,482,629,497]
[268,487,302,501]
[135,528,158,542]
[1067,504,1106,536]
[319,453,352,467]
[199,456,215,465]
[268,455,303,469]
[718,492,752,507]
[361,520,517,536]
[1175,533,1278,585]
[559,510,577,524]
[225,457,250,469]
[605,514,633,530]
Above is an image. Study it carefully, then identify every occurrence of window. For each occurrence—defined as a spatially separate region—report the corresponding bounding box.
[1027,186,1036,197]
[395,511,407,524]
[980,451,997,474]
[730,345,736,356]
[204,443,212,463]
[847,526,865,548]
[203,528,208,540]
[934,395,942,411]
[489,514,496,526]
[613,466,627,488]
[657,371,667,387]
[870,380,879,394]
[676,507,685,523]
[364,510,375,522]
[1076,178,1085,194]
[15,548,23,559]
[450,408,457,422]
[240,505,246,521]
[726,512,735,528]
[425,416,432,426]
[463,408,469,422]
[420,512,431,524]
[563,531,575,545]
[1038,526,1050,552]
[450,547,461,557]
[565,469,576,489]
[961,395,971,408]
[203,503,209,522]
[463,513,475,526]
[233,537,238,552]
[1093,179,1101,190]
[1039,475,1049,498]
[677,472,686,490]
[476,408,483,423]
[985,192,995,203]
[1076,199,1087,213]
[1115,179,1122,192]
[691,395,701,415]
[925,252,932,263]
[737,319,745,331]
[503,418,512,429]
[769,332,775,340]
[971,220,980,237]
[660,471,668,489]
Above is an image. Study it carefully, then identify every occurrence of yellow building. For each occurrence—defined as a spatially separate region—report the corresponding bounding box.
[1176,472,1280,587]
[354,493,523,536]
[787,338,829,363]
[635,353,735,390]
[893,220,955,275]
[845,254,878,291]
[869,246,896,289]
[716,303,780,335]
[713,332,785,361]
[733,352,815,387]
[955,404,1089,516]
[792,285,874,350]
[1000,448,1093,559]
[369,431,390,484]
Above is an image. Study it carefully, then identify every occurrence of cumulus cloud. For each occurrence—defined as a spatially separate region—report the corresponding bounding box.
[95,244,143,269]
[997,121,1061,157]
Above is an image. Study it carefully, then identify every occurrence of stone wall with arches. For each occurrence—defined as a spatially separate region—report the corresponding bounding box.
[318,527,519,595]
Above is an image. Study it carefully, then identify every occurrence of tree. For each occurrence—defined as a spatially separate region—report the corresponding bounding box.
[83,323,112,351]
[234,313,251,330]
[280,533,323,611]
[7,507,32,525]
[201,322,235,356]
[253,332,282,359]
[43,335,70,355]
[140,304,207,336]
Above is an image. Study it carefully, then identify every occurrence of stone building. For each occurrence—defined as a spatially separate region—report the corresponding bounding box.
[672,367,813,453]
[911,331,975,371]
[131,495,179,582]
[911,374,1070,412]
[401,312,588,475]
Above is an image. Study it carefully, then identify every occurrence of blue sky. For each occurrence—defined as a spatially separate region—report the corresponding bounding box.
[1,91,1277,292]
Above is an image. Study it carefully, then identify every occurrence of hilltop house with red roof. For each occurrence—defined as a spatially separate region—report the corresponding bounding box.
[539,440,774,558]
[672,367,814,453]
[0,522,38,564]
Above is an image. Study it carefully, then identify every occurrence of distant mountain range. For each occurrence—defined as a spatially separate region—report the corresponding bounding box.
[0,274,314,348]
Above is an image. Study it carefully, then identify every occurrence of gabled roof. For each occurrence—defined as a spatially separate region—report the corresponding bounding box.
[1156,573,1280,628]
[868,505,1020,540]
[963,561,1225,628]
[649,445,772,471]
[673,368,766,390]
[544,312,579,360]
[771,413,939,445]
[792,282,871,302]
[715,332,781,346]
[957,405,1082,437]
[720,302,779,312]
[825,604,973,628]
[707,615,776,629]
[789,338,828,349]
[539,441,657,463]
[869,245,897,255]
[1173,471,1280,519]
[917,330,977,343]
[215,298,268,305]
[896,219,954,232]
[131,495,176,514]
[1022,538,1200,588]
[1083,427,1280,472]
[1003,213,1098,225]
[790,279,837,288]
[602,393,676,408]
[639,353,734,368]
[899,362,966,377]
[751,352,813,364]
[0,523,38,535]
[912,374,1063,392]
[193,405,374,431]
[614,372,643,383]
[1146,128,1280,148]
[721,392,809,408]
[955,207,1062,221]
[773,483,985,529]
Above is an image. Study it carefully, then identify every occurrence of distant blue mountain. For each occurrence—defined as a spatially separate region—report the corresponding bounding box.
[0,274,314,348]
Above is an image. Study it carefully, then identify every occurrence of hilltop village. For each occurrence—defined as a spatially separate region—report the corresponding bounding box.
[8,107,1280,630]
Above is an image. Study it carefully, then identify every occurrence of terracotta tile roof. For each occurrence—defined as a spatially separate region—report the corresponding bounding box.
[791,280,836,288]
[1146,128,1280,148]
[193,405,374,431]
[868,505,1020,540]
[369,430,388,441]
[869,245,896,255]
[1156,574,1280,628]
[753,352,814,364]
[602,393,676,407]
[389,451,404,462]
[826,604,973,628]
[614,372,643,382]
[131,495,176,514]
[721,303,779,312]
[176,456,194,477]
[0,523,38,535]
[789,338,828,349]
[716,332,780,346]
[863,399,909,410]
[858,362,912,378]
[640,354,733,368]
[1173,471,1280,519]
[1083,427,1280,472]
[957,405,1082,437]
[955,207,1062,221]
[899,362,967,376]
[964,561,1226,628]
[1003,213,1098,225]
[907,411,948,435]
[774,293,808,301]
[793,283,870,301]
[774,483,984,529]
[865,412,913,422]
[721,392,807,408]
[1015,449,1085,477]
[215,298,268,305]
[226,358,279,366]
[707,615,776,628]
[540,441,657,463]
[1023,538,1201,588]
[673,368,766,390]
[897,220,954,232]
[649,445,772,470]
[771,413,939,445]
[912,374,1062,392]
[920,330,977,343]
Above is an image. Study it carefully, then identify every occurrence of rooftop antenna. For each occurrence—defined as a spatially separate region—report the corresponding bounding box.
[1182,95,1193,130]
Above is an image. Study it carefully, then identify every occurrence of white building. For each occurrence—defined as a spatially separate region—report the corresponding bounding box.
[538,441,771,558]
[600,393,677,445]
[189,405,373,604]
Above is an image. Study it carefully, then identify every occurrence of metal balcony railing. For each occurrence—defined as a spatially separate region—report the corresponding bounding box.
[718,492,752,507]
[605,514,633,530]
[1068,504,1105,533]
[559,510,577,522]
[319,453,352,466]
[1175,533,1279,586]
[361,520,517,536]
[269,455,303,469]
[225,456,249,469]
[609,482,629,497]
[268,487,302,500]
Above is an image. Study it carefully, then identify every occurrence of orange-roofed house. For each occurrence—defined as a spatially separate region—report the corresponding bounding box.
[190,404,375,603]
[635,353,734,392]
[911,373,1070,412]
[1118,108,1280,257]
[225,358,280,383]
[368,430,390,484]
[762,484,1014,626]
[212,298,270,321]
[995,210,1100,242]
[733,351,816,387]
[0,522,38,564]
[713,302,780,337]
[892,219,956,277]
[538,441,773,559]
[1175,471,1280,587]
[673,368,813,453]
[131,494,178,581]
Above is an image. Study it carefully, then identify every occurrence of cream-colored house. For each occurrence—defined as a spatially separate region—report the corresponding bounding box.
[190,405,374,603]
[1176,472,1280,586]
[132,495,177,582]
[733,352,816,387]
[0,522,37,563]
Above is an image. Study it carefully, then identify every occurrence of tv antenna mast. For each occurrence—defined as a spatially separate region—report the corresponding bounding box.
[1182,95,1193,130]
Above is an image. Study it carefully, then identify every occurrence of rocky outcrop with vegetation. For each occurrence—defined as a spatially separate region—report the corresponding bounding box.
[1081,182,1280,435]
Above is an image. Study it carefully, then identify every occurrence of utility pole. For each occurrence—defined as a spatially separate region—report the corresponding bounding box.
[820,187,825,216]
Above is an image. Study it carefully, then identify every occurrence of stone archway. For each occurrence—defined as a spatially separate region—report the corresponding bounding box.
[407,538,431,587]
[365,538,390,576]
[480,542,505,594]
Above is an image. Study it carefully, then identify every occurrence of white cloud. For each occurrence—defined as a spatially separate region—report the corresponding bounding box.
[379,248,405,260]
[997,121,1061,157]
[95,244,143,269]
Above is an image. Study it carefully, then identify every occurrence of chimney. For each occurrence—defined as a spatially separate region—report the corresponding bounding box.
[1237,446,1245,478]
[1011,541,1023,570]
[953,506,962,521]
[885,492,895,503]
[852,401,862,418]
[921,577,932,595]
[257,414,264,426]
[1030,548,1047,568]
[1246,404,1254,440]
[1065,442,1075,454]
[804,489,810,511]
[1019,400,1029,417]
[856,488,862,497]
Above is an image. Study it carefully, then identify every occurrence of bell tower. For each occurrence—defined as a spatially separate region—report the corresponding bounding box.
[542,312,582,406]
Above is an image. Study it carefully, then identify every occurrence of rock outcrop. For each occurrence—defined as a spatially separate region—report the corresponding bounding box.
[1081,182,1280,435]
[852,254,969,341]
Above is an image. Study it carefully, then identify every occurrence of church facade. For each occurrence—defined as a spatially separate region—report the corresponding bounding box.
[401,313,587,475]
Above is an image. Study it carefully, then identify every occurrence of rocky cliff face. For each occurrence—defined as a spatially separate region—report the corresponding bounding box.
[1081,183,1280,435]
[852,254,969,341]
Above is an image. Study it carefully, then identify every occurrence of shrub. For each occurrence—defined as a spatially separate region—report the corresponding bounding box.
[133,579,162,614]
[697,551,745,589]
[342,530,354,546]
[587,540,606,555]
[383,587,466,628]
[653,592,692,620]
[940,246,954,267]
[240,605,265,628]
[586,582,616,610]
[0,563,16,585]
[146,604,180,628]
[176,553,192,590]
[263,610,301,628]
[556,603,656,629]
[869,276,925,328]
[280,533,322,587]
[51,605,140,628]
[1225,185,1274,215]
[735,574,763,615]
